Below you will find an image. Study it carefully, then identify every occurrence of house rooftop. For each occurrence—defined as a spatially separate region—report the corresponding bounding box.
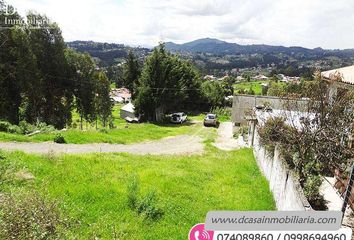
[322,65,354,86]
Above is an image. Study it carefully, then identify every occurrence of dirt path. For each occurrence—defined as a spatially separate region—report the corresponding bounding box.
[0,135,203,155]
[213,122,246,151]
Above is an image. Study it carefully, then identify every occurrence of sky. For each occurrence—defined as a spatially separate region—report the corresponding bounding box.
[7,0,354,49]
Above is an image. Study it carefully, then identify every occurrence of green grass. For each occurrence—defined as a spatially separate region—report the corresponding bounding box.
[234,81,267,95]
[0,124,197,144]
[1,147,275,239]
[0,105,202,144]
[0,105,231,144]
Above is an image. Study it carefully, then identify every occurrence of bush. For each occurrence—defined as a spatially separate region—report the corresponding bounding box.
[36,122,55,133]
[99,128,108,134]
[72,121,78,129]
[7,124,22,134]
[19,121,36,134]
[0,121,11,132]
[137,190,164,221]
[127,176,139,210]
[54,134,66,144]
[0,121,56,135]
[303,175,328,210]
[258,117,289,146]
[126,176,164,221]
[0,121,22,134]
[0,192,69,239]
[210,107,231,121]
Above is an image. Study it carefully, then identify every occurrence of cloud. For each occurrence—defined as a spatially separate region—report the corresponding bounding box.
[6,0,354,49]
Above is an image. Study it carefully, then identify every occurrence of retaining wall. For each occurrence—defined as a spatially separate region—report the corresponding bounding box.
[253,131,312,211]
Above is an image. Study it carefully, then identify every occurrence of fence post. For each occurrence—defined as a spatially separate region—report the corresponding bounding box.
[341,164,354,220]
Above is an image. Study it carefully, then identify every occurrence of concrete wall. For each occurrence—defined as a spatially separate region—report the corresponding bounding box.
[253,131,312,211]
[232,95,308,125]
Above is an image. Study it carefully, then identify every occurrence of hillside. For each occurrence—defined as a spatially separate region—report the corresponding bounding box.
[67,41,151,66]
[165,38,354,57]
[67,39,354,78]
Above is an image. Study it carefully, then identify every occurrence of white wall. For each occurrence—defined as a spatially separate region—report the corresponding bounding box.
[253,131,312,211]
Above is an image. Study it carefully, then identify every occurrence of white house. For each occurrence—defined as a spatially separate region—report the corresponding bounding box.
[120,103,139,122]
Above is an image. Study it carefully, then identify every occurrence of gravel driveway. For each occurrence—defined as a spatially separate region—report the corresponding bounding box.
[0,135,203,155]
[213,122,246,150]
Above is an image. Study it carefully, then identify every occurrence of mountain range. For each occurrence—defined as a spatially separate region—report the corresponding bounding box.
[165,38,354,56]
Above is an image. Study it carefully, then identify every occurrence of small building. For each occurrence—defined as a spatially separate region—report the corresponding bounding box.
[110,88,131,103]
[236,76,244,81]
[322,65,354,87]
[322,65,354,100]
[253,75,268,81]
[203,75,216,81]
[120,103,139,122]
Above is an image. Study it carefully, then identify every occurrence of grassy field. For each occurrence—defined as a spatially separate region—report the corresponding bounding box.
[234,81,267,95]
[0,105,232,144]
[0,123,197,144]
[1,146,275,239]
[0,105,202,144]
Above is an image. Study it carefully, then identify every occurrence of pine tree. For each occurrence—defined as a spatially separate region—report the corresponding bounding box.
[123,50,141,97]
[94,71,113,128]
[134,44,201,122]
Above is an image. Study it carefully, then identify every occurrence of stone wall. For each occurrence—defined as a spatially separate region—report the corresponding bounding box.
[253,131,312,211]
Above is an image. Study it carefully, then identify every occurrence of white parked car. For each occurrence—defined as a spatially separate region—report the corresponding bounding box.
[170,112,187,124]
[204,114,219,127]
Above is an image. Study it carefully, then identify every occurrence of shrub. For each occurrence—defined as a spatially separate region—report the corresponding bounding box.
[0,192,69,239]
[258,117,289,146]
[99,128,108,134]
[54,134,66,144]
[0,121,22,134]
[210,107,231,121]
[126,176,164,221]
[19,121,36,134]
[17,121,56,135]
[137,190,164,221]
[72,121,78,129]
[0,121,11,132]
[36,122,55,133]
[127,176,139,210]
[303,175,328,210]
[7,124,22,134]
[210,107,231,116]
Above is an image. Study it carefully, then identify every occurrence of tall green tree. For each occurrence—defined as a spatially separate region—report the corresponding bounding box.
[65,49,96,129]
[0,4,114,130]
[122,50,140,97]
[94,71,113,127]
[27,13,73,128]
[0,8,35,124]
[201,81,225,108]
[134,44,201,122]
